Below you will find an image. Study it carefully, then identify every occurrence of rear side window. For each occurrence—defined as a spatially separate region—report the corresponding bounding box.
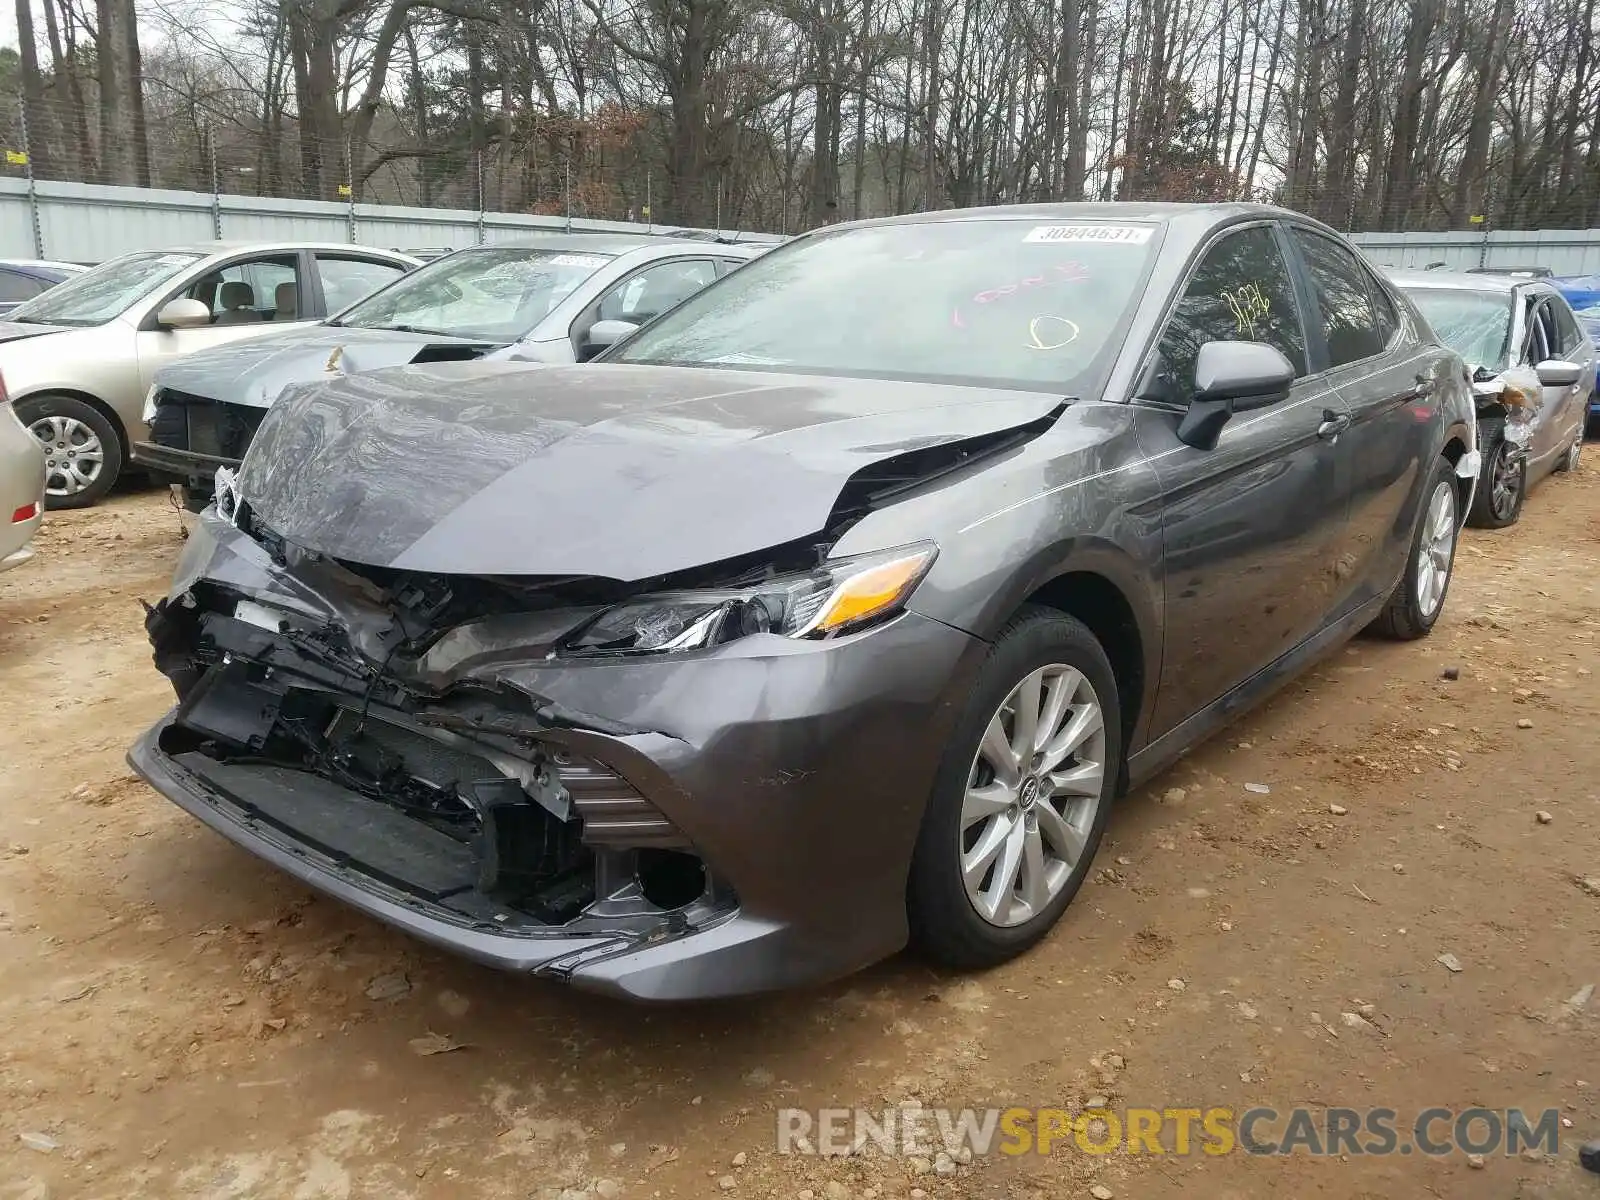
[1290,228,1384,368]
[1367,275,1400,345]
[1155,225,1308,394]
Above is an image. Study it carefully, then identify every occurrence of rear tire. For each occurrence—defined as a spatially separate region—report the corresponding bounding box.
[14,393,122,510]
[908,605,1122,969]
[1466,422,1524,529]
[1371,455,1459,640]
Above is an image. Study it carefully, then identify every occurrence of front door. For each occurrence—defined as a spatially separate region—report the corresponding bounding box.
[133,253,316,401]
[1139,222,1353,739]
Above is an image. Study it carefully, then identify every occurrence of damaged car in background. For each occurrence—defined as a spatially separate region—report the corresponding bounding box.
[132,235,759,512]
[130,204,1476,1001]
[1392,270,1592,528]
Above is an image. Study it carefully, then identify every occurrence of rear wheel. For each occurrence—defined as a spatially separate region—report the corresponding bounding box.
[1466,424,1524,529]
[14,394,122,510]
[908,606,1121,968]
[1371,455,1459,640]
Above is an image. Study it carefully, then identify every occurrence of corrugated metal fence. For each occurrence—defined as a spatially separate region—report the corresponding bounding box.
[1348,229,1600,276]
[0,177,782,263]
[7,175,1600,274]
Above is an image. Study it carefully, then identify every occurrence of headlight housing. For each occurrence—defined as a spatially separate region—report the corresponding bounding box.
[140,384,159,423]
[559,543,937,657]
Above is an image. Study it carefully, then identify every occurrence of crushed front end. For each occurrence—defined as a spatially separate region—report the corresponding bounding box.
[130,506,983,1001]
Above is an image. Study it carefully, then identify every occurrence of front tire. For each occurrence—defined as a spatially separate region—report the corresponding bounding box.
[14,394,123,510]
[1371,455,1459,640]
[1466,422,1524,529]
[908,606,1122,969]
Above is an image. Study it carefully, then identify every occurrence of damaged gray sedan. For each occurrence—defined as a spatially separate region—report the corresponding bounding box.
[129,204,1476,1001]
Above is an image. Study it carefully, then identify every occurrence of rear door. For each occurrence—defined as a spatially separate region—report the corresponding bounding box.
[1285,224,1438,617]
[1141,221,1352,737]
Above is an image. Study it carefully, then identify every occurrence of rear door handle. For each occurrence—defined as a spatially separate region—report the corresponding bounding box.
[1317,409,1351,440]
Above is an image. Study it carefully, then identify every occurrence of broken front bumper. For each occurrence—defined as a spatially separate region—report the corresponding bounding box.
[129,515,986,1001]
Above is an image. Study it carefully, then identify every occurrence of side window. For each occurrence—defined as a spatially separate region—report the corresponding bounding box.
[596,259,718,326]
[0,270,44,303]
[1366,273,1401,346]
[1554,298,1587,356]
[1524,300,1553,364]
[317,255,407,317]
[1290,228,1384,368]
[1155,225,1308,397]
[179,255,302,325]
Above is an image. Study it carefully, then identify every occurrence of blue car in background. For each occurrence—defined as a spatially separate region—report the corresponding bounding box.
[1553,274,1600,426]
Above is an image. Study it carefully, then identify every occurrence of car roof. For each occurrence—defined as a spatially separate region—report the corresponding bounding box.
[138,241,421,260]
[454,233,758,256]
[0,258,86,275]
[1387,268,1529,295]
[836,200,1305,233]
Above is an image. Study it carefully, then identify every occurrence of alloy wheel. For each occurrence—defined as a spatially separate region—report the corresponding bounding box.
[1567,437,1583,472]
[1489,444,1523,522]
[29,414,105,498]
[959,664,1107,928]
[1415,479,1457,619]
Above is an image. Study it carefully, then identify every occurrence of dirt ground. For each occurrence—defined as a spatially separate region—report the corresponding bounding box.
[1,459,1598,1200]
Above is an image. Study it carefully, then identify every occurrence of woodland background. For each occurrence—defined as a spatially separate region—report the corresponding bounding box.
[2,0,1596,233]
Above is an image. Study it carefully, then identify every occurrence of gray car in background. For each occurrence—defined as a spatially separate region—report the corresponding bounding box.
[1392,270,1592,527]
[0,242,418,508]
[131,204,1475,1001]
[133,235,760,511]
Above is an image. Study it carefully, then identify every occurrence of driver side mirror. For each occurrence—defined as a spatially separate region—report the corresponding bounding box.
[156,298,212,330]
[581,318,639,362]
[1534,358,1582,388]
[1176,341,1296,451]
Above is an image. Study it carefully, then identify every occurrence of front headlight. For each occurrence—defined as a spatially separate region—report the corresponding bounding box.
[141,385,159,423]
[559,543,937,657]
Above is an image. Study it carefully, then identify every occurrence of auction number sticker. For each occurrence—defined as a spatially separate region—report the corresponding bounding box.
[1024,224,1153,244]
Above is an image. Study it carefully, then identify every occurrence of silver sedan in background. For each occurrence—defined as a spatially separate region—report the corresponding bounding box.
[0,242,418,508]
[1392,270,1592,527]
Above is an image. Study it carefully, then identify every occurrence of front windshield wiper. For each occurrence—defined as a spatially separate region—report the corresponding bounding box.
[349,323,462,338]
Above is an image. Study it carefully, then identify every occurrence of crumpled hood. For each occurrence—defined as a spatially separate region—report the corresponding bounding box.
[0,321,71,346]
[156,325,506,408]
[239,361,1061,581]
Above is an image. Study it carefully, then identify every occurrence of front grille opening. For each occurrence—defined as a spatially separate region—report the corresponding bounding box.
[637,849,707,910]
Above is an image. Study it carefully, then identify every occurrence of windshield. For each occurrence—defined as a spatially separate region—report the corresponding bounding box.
[333,246,616,340]
[8,251,202,326]
[611,219,1161,391]
[1405,287,1514,370]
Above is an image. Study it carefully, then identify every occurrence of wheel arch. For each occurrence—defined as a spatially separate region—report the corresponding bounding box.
[13,387,130,454]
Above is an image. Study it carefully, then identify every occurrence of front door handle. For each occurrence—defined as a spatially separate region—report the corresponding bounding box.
[1317,409,1351,440]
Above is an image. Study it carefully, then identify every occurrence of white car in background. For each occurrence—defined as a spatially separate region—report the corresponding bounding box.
[0,242,419,508]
